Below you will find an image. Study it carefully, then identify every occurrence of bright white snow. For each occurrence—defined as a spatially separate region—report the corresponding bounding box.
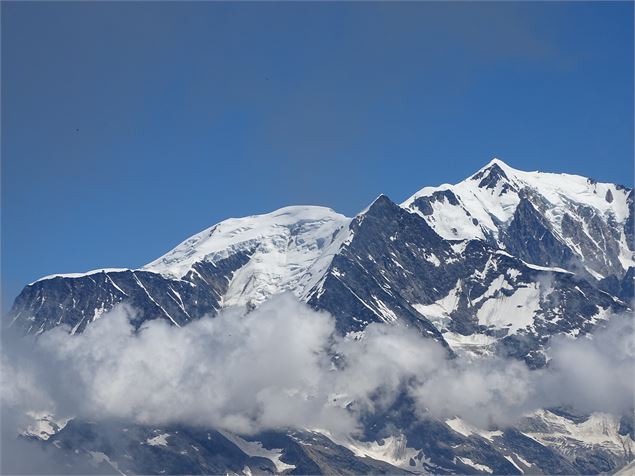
[218,430,296,472]
[445,417,503,442]
[146,433,170,447]
[143,206,351,308]
[476,283,540,332]
[31,268,130,285]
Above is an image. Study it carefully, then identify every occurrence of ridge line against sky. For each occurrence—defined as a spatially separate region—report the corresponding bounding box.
[2,1,633,308]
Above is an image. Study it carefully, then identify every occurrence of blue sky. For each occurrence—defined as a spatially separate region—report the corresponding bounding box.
[2,1,633,308]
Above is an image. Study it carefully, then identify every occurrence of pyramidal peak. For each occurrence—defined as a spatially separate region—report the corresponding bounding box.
[470,158,516,190]
[357,194,396,215]
[481,157,513,171]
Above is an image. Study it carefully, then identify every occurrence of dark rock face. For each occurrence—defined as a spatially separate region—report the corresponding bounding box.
[31,406,631,475]
[496,186,630,282]
[49,421,277,475]
[500,428,580,475]
[563,203,624,277]
[620,267,635,303]
[619,413,635,441]
[472,162,511,191]
[9,252,252,334]
[503,197,575,270]
[410,190,461,217]
[626,190,635,253]
[29,419,412,476]
[308,195,455,340]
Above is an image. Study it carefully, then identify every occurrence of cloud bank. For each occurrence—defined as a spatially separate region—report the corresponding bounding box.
[1,294,633,442]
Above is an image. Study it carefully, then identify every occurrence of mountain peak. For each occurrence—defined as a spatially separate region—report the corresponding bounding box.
[475,157,516,174]
[484,157,510,169]
[358,194,398,217]
[471,158,515,190]
[370,193,392,206]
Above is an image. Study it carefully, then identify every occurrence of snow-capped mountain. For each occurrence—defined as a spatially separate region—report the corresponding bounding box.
[10,161,632,362]
[11,206,348,333]
[403,158,633,280]
[7,159,634,475]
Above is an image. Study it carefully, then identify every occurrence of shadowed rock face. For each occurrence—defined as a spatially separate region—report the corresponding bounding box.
[10,252,253,334]
[24,419,414,476]
[472,162,512,192]
[626,190,635,252]
[27,407,632,476]
[503,196,576,269]
[308,195,457,340]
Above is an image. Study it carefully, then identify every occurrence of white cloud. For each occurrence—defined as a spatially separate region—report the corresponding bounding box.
[1,294,633,442]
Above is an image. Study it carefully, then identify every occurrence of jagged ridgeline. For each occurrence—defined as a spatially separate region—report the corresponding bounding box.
[11,159,633,364]
[9,159,634,475]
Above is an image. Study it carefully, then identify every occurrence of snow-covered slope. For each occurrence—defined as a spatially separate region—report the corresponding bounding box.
[28,206,350,311]
[403,158,633,279]
[143,206,350,307]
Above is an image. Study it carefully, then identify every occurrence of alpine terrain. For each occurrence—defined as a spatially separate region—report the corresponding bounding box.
[7,159,635,475]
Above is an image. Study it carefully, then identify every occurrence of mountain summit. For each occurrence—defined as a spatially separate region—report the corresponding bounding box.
[403,159,633,279]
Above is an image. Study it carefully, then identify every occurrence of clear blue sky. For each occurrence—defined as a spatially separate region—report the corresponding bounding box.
[2,1,633,309]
